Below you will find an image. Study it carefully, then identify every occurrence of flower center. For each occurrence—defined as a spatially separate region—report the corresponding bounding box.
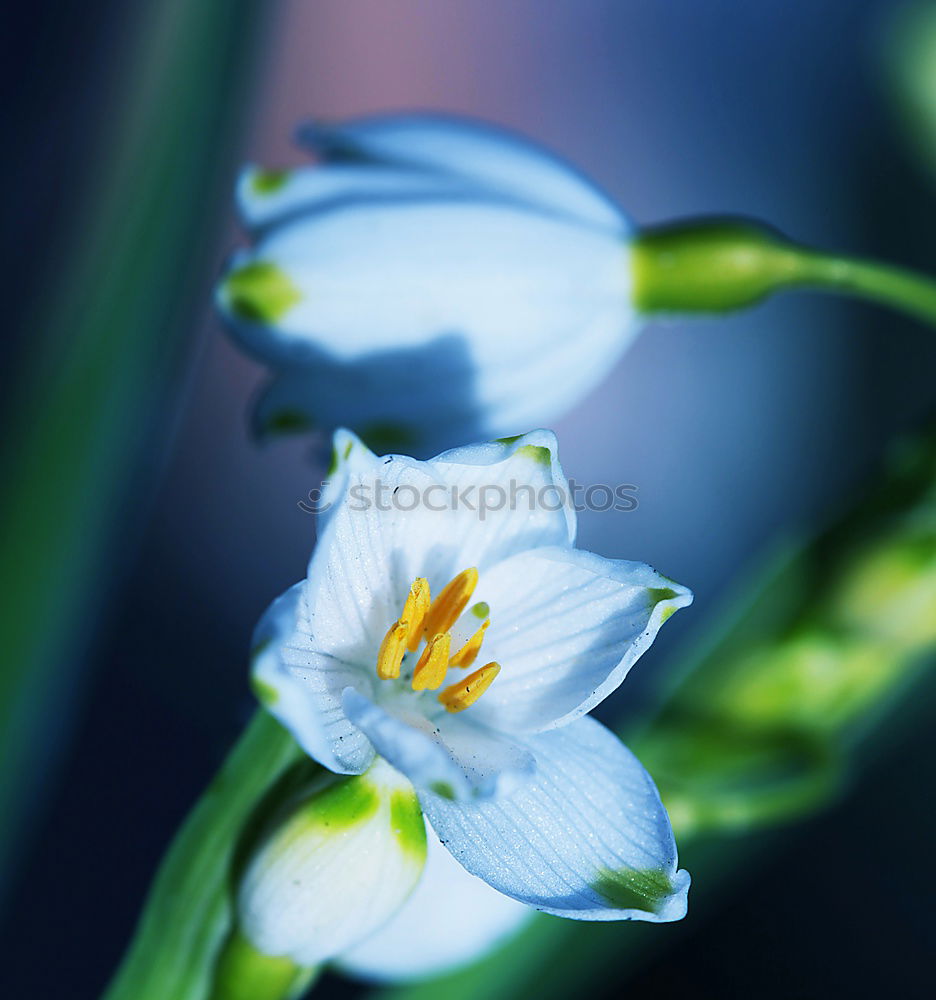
[374,568,499,713]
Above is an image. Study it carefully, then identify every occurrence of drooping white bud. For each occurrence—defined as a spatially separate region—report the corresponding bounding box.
[238,759,426,966]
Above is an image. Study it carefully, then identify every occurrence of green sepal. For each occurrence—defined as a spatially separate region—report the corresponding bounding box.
[631,215,936,326]
[632,217,802,314]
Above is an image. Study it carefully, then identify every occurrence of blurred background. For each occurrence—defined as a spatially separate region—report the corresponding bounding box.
[2,1,935,996]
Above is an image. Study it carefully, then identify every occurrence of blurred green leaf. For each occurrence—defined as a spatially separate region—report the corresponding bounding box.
[0,0,268,896]
[885,1,936,175]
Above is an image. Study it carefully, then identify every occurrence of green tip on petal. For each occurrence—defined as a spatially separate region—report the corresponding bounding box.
[325,437,354,478]
[251,677,280,708]
[250,168,291,195]
[389,790,427,860]
[302,777,380,833]
[495,436,552,466]
[470,601,490,620]
[648,586,682,623]
[515,443,552,467]
[223,261,303,324]
[429,780,456,801]
[592,867,675,914]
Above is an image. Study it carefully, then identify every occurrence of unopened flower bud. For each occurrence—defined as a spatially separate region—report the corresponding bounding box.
[237,759,426,966]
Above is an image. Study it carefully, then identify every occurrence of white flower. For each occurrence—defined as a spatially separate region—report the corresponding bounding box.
[252,427,692,945]
[237,759,426,966]
[215,114,636,456]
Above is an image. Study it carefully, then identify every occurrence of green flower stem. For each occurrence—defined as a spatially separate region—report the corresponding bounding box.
[631,217,936,326]
[102,711,306,1000]
[209,930,318,1000]
[374,421,936,1000]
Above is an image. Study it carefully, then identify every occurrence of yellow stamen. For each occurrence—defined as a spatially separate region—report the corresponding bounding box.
[449,619,490,669]
[423,568,478,638]
[412,632,451,691]
[438,662,500,713]
[401,578,431,652]
[376,619,409,680]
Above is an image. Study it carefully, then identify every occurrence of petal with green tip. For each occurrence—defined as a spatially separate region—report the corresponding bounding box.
[420,716,689,922]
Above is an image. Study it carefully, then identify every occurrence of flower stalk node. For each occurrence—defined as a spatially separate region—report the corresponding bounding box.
[632,215,936,325]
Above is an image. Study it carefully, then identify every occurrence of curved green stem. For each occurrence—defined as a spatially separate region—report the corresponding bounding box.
[794,250,936,326]
[631,216,936,326]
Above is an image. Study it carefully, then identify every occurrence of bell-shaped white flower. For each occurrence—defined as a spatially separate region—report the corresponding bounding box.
[216,114,635,455]
[237,758,426,966]
[253,428,692,927]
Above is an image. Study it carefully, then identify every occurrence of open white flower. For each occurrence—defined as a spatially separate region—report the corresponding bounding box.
[216,114,635,455]
[253,429,692,932]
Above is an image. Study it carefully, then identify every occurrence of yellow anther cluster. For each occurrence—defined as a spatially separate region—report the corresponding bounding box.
[374,568,498,712]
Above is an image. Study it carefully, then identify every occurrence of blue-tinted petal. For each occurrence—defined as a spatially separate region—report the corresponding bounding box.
[251,582,375,774]
[470,548,692,732]
[237,162,474,233]
[297,113,625,232]
[421,717,689,922]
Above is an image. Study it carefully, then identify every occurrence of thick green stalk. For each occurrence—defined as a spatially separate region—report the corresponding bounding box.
[0,0,267,896]
[209,930,318,1000]
[103,711,305,1000]
[632,217,936,326]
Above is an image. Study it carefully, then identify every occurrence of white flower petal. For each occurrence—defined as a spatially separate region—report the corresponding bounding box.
[251,582,375,774]
[342,688,535,801]
[304,430,575,665]
[239,759,426,966]
[296,113,626,232]
[337,827,531,982]
[237,163,474,233]
[420,717,689,922]
[217,198,632,370]
[470,548,693,732]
